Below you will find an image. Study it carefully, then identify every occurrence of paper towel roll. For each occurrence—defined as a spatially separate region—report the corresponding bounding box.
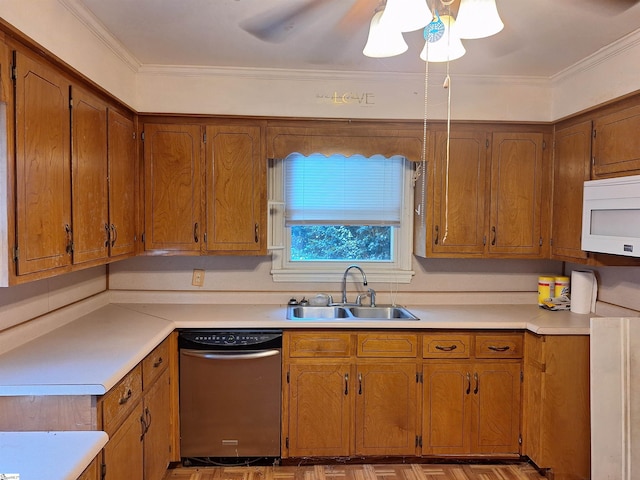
[570,270,598,314]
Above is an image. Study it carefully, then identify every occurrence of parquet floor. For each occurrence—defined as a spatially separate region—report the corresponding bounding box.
[163,463,547,480]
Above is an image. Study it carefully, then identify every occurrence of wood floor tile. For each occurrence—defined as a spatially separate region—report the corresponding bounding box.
[163,463,546,480]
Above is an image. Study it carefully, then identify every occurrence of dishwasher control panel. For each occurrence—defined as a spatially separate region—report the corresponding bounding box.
[179,330,282,349]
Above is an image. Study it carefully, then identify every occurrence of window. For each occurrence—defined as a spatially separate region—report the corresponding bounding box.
[269,153,415,283]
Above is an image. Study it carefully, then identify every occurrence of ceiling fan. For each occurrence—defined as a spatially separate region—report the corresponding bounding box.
[240,0,640,45]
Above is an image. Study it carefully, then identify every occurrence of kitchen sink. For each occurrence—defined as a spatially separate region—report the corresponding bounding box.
[287,305,419,321]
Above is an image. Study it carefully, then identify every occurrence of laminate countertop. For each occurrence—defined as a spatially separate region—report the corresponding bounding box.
[0,302,591,397]
[0,431,107,480]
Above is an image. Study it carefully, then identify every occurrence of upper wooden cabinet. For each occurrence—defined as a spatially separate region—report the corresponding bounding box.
[593,103,640,177]
[6,46,137,285]
[143,123,202,253]
[423,126,549,258]
[551,121,591,261]
[71,85,109,265]
[142,120,267,255]
[14,50,72,276]
[204,125,266,254]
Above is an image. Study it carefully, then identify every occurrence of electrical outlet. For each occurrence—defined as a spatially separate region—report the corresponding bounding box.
[192,269,205,287]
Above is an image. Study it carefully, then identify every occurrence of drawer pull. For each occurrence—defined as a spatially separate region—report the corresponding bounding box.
[344,373,349,395]
[358,373,363,395]
[118,388,132,405]
[488,345,510,352]
[474,372,479,394]
[435,344,457,352]
[153,357,163,368]
[466,372,471,395]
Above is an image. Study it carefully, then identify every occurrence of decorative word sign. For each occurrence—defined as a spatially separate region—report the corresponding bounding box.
[316,92,375,106]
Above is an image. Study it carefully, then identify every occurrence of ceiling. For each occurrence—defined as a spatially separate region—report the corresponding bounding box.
[77,0,640,78]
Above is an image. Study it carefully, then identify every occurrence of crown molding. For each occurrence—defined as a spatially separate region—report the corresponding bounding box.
[57,0,141,73]
[552,27,640,84]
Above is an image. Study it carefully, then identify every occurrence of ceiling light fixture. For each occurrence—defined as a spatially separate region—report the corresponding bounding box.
[362,0,503,62]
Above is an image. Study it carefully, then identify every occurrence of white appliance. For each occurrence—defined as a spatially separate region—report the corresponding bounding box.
[582,174,640,257]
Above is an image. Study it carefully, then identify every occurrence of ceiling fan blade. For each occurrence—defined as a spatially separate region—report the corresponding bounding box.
[241,0,339,43]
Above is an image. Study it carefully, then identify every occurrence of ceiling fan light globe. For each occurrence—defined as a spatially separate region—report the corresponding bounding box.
[363,10,409,58]
[379,0,432,33]
[419,15,466,62]
[454,0,504,39]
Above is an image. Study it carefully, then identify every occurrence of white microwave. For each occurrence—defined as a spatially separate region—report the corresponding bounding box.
[582,174,640,257]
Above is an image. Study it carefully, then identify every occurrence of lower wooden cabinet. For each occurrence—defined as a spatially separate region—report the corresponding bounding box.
[101,336,175,480]
[522,333,590,480]
[283,331,420,458]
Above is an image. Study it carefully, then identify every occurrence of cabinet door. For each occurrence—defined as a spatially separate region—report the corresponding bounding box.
[422,362,471,455]
[102,403,144,480]
[593,104,640,176]
[108,110,137,258]
[489,132,544,256]
[551,121,591,261]
[143,123,202,252]
[430,129,489,255]
[143,369,171,480]
[77,457,99,480]
[204,125,265,254]
[286,363,352,457]
[471,362,521,454]
[14,50,72,275]
[71,85,109,265]
[355,363,417,456]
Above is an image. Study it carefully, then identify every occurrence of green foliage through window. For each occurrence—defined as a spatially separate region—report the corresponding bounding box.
[290,225,392,262]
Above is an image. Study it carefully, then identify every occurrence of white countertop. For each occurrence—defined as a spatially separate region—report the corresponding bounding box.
[0,302,591,398]
[0,304,174,396]
[0,431,108,480]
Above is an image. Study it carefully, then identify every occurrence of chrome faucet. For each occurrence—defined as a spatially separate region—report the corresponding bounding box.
[341,265,368,305]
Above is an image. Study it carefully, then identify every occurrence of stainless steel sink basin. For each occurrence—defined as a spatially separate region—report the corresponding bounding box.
[286,305,419,321]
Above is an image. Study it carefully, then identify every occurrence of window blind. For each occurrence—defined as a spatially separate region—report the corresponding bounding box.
[284,153,405,226]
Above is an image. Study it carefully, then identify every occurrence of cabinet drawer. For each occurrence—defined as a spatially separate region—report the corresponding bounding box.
[101,364,142,435]
[357,333,418,358]
[142,337,170,388]
[423,334,471,358]
[287,332,353,357]
[475,333,523,359]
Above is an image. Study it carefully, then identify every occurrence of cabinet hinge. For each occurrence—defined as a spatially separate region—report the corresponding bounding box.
[416,372,423,383]
[415,435,422,447]
[141,233,145,243]
[518,434,522,445]
[286,371,290,384]
[593,129,597,139]
[539,237,543,246]
[10,51,17,81]
[520,371,524,382]
[141,131,145,142]
[133,131,136,140]
[13,246,19,262]
[285,437,289,449]
[203,132,207,143]
[485,139,489,148]
[101,462,107,480]
[550,237,553,246]
[542,140,546,149]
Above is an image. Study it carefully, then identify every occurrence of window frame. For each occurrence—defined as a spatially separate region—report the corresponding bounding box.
[269,156,415,283]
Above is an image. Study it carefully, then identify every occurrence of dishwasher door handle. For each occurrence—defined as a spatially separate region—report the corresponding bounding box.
[181,349,281,360]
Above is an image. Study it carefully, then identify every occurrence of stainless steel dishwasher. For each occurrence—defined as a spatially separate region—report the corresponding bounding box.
[178,330,282,462]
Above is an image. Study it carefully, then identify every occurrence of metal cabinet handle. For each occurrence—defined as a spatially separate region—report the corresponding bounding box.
[64,224,73,253]
[254,223,259,243]
[119,388,132,405]
[474,372,479,394]
[358,373,363,395]
[466,372,471,395]
[153,357,163,368]
[344,373,349,395]
[140,414,147,440]
[104,223,110,247]
[194,223,199,243]
[435,344,457,352]
[434,225,439,245]
[144,406,152,433]
[488,345,510,352]
[491,226,496,246]
[111,224,117,247]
